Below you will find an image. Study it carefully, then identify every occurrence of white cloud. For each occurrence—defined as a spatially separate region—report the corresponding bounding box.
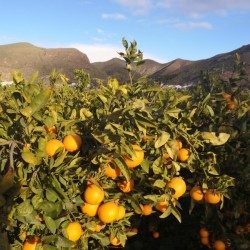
[114,0,250,17]
[69,43,123,62]
[101,13,126,20]
[173,21,213,30]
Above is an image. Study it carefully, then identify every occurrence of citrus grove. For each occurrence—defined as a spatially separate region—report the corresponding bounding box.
[0,38,249,250]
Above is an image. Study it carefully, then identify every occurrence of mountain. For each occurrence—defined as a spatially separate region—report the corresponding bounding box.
[0,42,249,85]
[0,42,106,82]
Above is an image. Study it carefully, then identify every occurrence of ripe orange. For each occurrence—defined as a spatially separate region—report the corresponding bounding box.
[190,186,204,201]
[66,221,83,242]
[156,201,168,212]
[200,237,210,246]
[83,184,104,205]
[213,240,226,250]
[109,234,121,246]
[204,189,221,204]
[166,177,187,199]
[116,205,126,220]
[88,222,103,232]
[98,201,119,223]
[153,231,160,239]
[199,228,209,238]
[177,148,189,162]
[20,231,27,240]
[22,236,41,250]
[227,101,236,110]
[163,153,170,160]
[45,139,65,157]
[123,144,144,168]
[223,93,232,101]
[117,179,134,192]
[177,140,183,149]
[80,202,99,217]
[142,204,152,216]
[101,162,121,178]
[44,125,57,133]
[63,134,82,152]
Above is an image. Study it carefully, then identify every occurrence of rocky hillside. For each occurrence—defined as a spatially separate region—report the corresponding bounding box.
[0,42,249,85]
[0,42,106,82]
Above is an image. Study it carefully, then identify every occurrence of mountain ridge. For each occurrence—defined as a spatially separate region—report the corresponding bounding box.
[0,42,249,85]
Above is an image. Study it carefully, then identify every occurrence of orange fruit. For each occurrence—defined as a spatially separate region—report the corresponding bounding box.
[83,184,104,205]
[213,240,226,250]
[98,201,119,223]
[131,227,138,235]
[45,139,65,157]
[80,202,99,217]
[177,140,183,149]
[22,236,41,250]
[123,144,144,168]
[142,204,152,216]
[88,222,103,232]
[153,231,160,239]
[227,101,236,110]
[223,93,232,101]
[177,148,189,162]
[109,234,121,246]
[101,161,121,178]
[204,189,221,204]
[20,231,27,241]
[134,204,144,214]
[44,125,57,133]
[200,237,210,246]
[116,205,126,220]
[190,186,204,201]
[66,221,83,242]
[156,201,168,212]
[199,228,209,238]
[166,177,187,199]
[63,134,82,152]
[163,153,170,160]
[117,179,134,192]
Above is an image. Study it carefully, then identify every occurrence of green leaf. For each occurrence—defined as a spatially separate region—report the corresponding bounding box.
[21,151,37,165]
[155,131,170,148]
[201,132,230,145]
[46,188,60,202]
[44,215,58,234]
[30,87,52,115]
[153,179,166,188]
[152,157,163,174]
[38,201,63,218]
[20,106,33,117]
[114,157,131,181]
[159,205,172,219]
[16,200,34,217]
[171,206,182,223]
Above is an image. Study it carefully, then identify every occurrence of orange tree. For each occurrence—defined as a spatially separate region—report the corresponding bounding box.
[0,38,249,250]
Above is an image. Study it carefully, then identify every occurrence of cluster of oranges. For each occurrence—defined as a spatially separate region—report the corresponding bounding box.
[223,92,236,110]
[190,186,221,204]
[199,228,227,250]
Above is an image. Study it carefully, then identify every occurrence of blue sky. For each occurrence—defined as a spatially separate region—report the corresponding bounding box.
[1,0,250,63]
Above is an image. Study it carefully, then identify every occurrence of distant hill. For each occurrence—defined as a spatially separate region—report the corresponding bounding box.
[0,42,250,85]
[0,42,107,82]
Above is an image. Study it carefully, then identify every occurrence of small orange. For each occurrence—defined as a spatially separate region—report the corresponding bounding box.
[123,145,144,168]
[204,189,221,204]
[153,231,160,239]
[116,205,126,220]
[177,140,183,149]
[130,228,138,235]
[177,148,189,162]
[163,153,170,160]
[98,201,119,223]
[22,236,41,250]
[227,101,236,110]
[45,139,65,157]
[88,222,103,232]
[223,93,232,101]
[80,202,99,217]
[199,228,209,238]
[83,184,104,205]
[109,234,121,246]
[20,231,27,241]
[190,186,204,201]
[213,240,226,250]
[44,125,57,133]
[66,222,83,242]
[63,134,82,152]
[142,204,152,216]
[156,201,168,213]
[101,162,121,178]
[117,179,134,192]
[200,237,210,246]
[166,177,187,199]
